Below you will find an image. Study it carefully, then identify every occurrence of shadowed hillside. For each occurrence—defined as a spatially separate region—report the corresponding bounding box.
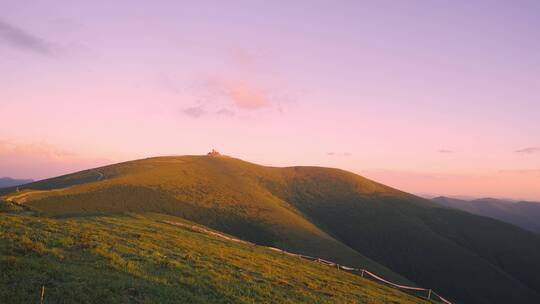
[3,155,540,303]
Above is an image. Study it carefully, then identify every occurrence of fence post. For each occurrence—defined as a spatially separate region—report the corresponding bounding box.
[361,269,365,277]
[41,285,45,304]
[427,289,432,300]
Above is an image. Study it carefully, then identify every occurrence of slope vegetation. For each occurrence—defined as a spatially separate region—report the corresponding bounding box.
[3,155,540,303]
[0,208,428,303]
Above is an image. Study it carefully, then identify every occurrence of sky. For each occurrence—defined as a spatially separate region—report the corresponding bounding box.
[1,0,539,200]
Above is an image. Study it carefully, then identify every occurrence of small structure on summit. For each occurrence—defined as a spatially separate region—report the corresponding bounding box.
[207,149,221,156]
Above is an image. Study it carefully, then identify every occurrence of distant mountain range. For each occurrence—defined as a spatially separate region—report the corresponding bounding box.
[432,196,540,234]
[2,155,540,303]
[0,177,33,189]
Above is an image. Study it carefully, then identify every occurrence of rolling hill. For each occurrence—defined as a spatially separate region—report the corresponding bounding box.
[3,154,540,303]
[433,196,540,234]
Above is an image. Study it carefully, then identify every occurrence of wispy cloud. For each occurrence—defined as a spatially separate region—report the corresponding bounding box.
[438,149,453,153]
[515,147,540,154]
[225,81,271,110]
[229,47,257,69]
[182,106,207,118]
[165,47,286,116]
[202,79,272,111]
[327,152,352,157]
[0,139,76,159]
[0,139,110,179]
[0,19,57,56]
[498,169,540,176]
[216,108,235,117]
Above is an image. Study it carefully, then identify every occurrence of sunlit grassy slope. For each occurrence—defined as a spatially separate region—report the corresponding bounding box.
[0,209,429,304]
[3,155,540,303]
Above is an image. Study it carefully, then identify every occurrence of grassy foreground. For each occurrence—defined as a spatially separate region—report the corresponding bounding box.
[0,207,427,304]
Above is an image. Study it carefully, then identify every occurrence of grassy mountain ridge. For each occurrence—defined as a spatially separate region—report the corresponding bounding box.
[3,156,407,285]
[3,155,540,303]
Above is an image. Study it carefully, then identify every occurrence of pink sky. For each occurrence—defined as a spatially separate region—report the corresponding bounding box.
[1,1,539,200]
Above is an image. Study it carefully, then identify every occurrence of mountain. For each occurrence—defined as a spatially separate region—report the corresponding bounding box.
[0,177,33,189]
[0,156,407,285]
[0,208,428,303]
[433,196,540,234]
[2,154,540,303]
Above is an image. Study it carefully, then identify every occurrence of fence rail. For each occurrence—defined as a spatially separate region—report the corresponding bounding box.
[162,220,453,304]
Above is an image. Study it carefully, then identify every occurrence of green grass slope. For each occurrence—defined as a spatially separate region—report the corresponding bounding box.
[3,155,540,303]
[0,208,428,304]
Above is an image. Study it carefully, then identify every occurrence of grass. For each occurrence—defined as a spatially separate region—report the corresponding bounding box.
[3,154,540,303]
[0,208,428,304]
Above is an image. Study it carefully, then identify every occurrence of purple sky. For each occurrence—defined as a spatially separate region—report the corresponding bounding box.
[1,1,539,200]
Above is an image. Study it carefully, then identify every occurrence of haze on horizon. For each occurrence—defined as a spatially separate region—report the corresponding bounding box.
[1,1,539,201]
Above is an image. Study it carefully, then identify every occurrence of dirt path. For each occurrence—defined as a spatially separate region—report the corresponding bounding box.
[4,190,47,203]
